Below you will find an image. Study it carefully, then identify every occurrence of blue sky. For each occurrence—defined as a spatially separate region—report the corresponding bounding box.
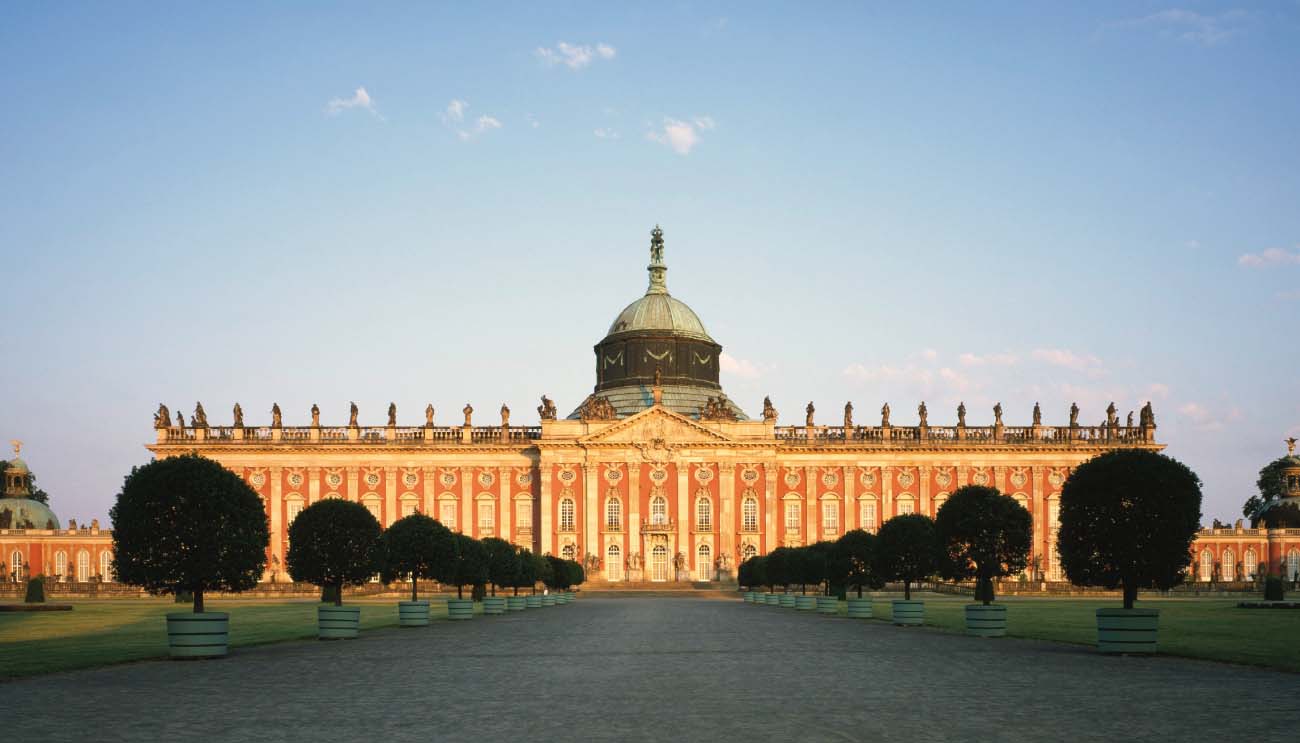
[2,2,1298,525]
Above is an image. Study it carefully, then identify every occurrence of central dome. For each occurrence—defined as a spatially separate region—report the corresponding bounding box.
[606,293,713,342]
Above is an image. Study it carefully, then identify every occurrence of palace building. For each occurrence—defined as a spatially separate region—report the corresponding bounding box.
[5,228,1297,589]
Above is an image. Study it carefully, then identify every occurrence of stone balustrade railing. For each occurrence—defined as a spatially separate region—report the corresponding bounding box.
[157,425,544,445]
[773,424,1155,446]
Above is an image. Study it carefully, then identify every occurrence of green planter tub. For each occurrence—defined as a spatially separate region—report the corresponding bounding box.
[567,592,577,602]
[764,593,780,606]
[846,597,872,618]
[541,594,557,607]
[318,605,361,639]
[556,593,570,605]
[166,612,229,659]
[1096,608,1159,654]
[964,604,1007,637]
[446,598,475,620]
[525,595,542,608]
[482,597,507,615]
[743,591,755,603]
[778,594,796,609]
[795,595,816,611]
[815,596,838,615]
[506,596,527,612]
[891,600,924,626]
[398,600,430,627]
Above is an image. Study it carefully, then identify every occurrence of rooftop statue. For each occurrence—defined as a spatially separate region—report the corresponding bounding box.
[154,403,171,429]
[1287,437,1297,456]
[918,401,928,427]
[271,403,282,428]
[1127,411,1135,428]
[762,396,778,423]
[881,403,890,427]
[538,396,557,421]
[1106,402,1118,426]
[10,439,20,456]
[650,225,664,263]
[425,404,435,426]
[349,402,359,427]
[500,404,511,426]
[233,402,243,428]
[193,402,208,428]
[993,402,1003,426]
[1069,403,1079,427]
[701,395,738,422]
[388,402,397,427]
[463,403,474,426]
[1139,401,1156,427]
[843,402,853,428]
[577,394,617,422]
[1032,402,1041,426]
[311,404,320,427]
[176,411,185,428]
[957,402,967,427]
[805,402,815,427]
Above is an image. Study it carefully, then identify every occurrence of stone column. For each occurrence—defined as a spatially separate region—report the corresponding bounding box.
[628,462,642,542]
[805,466,818,543]
[1031,466,1045,573]
[919,465,931,516]
[308,469,320,506]
[882,466,893,519]
[994,465,1007,494]
[957,465,969,488]
[384,466,397,527]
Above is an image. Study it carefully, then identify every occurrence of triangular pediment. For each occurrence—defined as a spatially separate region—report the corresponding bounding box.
[580,405,734,445]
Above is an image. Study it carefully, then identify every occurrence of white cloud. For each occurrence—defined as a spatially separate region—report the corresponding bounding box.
[1238,246,1300,267]
[536,41,616,70]
[1177,401,1242,431]
[526,113,540,129]
[441,101,502,141]
[720,353,761,380]
[594,128,620,140]
[1146,383,1171,400]
[920,349,939,362]
[958,352,1019,367]
[1109,9,1249,47]
[326,87,383,120]
[647,116,714,155]
[1031,348,1105,373]
[441,99,468,124]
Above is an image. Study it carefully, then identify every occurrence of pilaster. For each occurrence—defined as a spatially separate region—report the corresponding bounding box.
[269,466,283,565]
[460,467,473,535]
[676,465,689,570]
[346,466,359,503]
[308,469,320,506]
[718,462,735,564]
[499,467,512,539]
[919,465,931,516]
[844,465,857,530]
[584,463,598,562]
[540,462,553,555]
[384,466,397,527]
[422,466,436,515]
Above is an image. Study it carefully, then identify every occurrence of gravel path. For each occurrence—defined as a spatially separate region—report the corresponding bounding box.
[6,597,1297,742]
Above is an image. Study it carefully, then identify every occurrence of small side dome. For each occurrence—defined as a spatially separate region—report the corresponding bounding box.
[0,498,60,530]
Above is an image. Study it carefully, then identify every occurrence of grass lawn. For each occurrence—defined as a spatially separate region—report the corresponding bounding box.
[0,597,468,679]
[814,592,1300,673]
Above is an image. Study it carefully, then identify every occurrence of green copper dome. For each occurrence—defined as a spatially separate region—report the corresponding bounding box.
[606,293,713,342]
[0,498,60,531]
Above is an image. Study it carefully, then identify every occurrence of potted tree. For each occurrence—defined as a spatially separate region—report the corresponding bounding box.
[379,513,452,627]
[111,454,269,658]
[739,555,764,602]
[567,559,585,601]
[832,530,882,618]
[765,547,791,606]
[875,513,940,626]
[443,534,488,620]
[806,542,839,614]
[506,548,535,611]
[287,498,382,639]
[480,537,517,615]
[788,547,816,610]
[935,486,1032,637]
[1058,449,1202,653]
[526,552,551,608]
[542,554,569,605]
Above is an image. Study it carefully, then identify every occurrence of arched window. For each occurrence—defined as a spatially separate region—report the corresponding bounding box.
[516,499,533,529]
[400,493,419,517]
[561,544,575,560]
[741,543,757,561]
[860,498,878,532]
[606,544,622,581]
[822,500,839,533]
[1287,549,1300,581]
[697,543,712,581]
[605,498,622,530]
[10,550,23,582]
[650,544,669,582]
[650,496,668,525]
[100,551,113,582]
[439,499,457,529]
[696,497,712,531]
[1199,550,1214,582]
[478,500,495,530]
[559,498,576,531]
[896,496,915,516]
[1048,499,1061,530]
[1221,549,1235,582]
[1244,548,1258,580]
[742,497,758,532]
[362,496,382,523]
[54,551,68,582]
[785,500,801,532]
[933,493,949,515]
[76,550,90,583]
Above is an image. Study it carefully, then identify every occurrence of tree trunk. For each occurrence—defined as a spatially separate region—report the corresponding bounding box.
[491,583,496,597]
[334,582,343,607]
[857,584,863,598]
[193,587,204,613]
[514,585,519,596]
[1123,581,1137,610]
[903,580,911,601]
[457,584,463,599]
[411,578,418,603]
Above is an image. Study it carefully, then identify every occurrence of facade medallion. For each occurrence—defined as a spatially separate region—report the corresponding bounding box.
[972,468,989,486]
[1011,468,1028,488]
[403,472,419,488]
[1048,469,1065,487]
[859,470,876,488]
[364,472,381,487]
[935,468,952,488]
[287,472,304,487]
[440,470,458,487]
[897,470,915,488]
[515,471,533,486]
[604,466,623,484]
[821,470,840,488]
[694,466,714,485]
[783,470,801,488]
[477,471,495,488]
[740,467,760,485]
[326,472,342,488]
[648,466,668,484]
[249,472,266,488]
[558,468,577,484]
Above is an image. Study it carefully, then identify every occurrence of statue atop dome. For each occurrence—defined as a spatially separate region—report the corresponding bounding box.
[646,225,668,295]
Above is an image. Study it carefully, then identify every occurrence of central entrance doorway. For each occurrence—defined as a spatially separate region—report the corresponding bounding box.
[650,544,669,582]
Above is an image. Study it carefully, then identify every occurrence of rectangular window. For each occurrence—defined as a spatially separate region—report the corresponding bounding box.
[897,500,914,516]
[560,499,575,531]
[440,502,457,529]
[287,502,303,524]
[862,502,877,532]
[401,501,417,517]
[822,501,838,532]
[785,502,800,531]
[742,499,758,532]
[516,501,532,528]
[478,502,494,529]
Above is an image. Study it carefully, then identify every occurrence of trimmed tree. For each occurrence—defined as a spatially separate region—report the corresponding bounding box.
[1058,449,1202,610]
[111,454,269,613]
[803,542,834,595]
[935,486,1032,605]
[875,514,940,601]
[739,555,766,591]
[511,548,538,595]
[287,498,382,606]
[765,547,792,592]
[566,560,586,591]
[481,537,519,597]
[544,555,570,592]
[831,529,882,598]
[379,513,453,602]
[442,534,489,600]
[532,551,554,594]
